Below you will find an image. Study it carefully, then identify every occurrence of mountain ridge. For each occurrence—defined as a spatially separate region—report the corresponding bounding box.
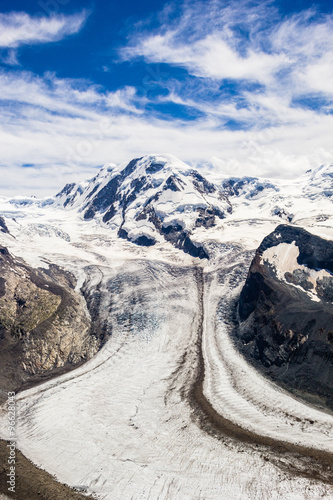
[1,155,333,260]
[54,155,232,258]
[52,155,333,256]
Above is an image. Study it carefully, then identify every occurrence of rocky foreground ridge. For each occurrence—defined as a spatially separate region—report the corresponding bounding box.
[237,225,333,411]
[0,245,101,400]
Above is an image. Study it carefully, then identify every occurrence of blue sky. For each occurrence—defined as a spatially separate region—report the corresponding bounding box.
[0,0,332,196]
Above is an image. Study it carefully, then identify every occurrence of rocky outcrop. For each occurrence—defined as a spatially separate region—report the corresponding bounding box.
[222,177,278,199]
[0,245,100,397]
[236,225,333,411]
[0,216,9,234]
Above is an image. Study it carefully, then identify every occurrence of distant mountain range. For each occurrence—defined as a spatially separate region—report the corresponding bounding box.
[43,154,333,258]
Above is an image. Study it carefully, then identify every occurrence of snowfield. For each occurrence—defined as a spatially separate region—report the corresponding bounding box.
[0,158,333,499]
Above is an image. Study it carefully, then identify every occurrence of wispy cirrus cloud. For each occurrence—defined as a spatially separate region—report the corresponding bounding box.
[0,10,88,49]
[0,65,332,198]
[122,1,333,103]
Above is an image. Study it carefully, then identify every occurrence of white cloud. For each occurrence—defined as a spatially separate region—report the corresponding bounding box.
[300,53,333,95]
[0,68,332,197]
[0,71,145,118]
[0,11,88,48]
[122,1,333,98]
[1,2,333,197]
[123,32,286,85]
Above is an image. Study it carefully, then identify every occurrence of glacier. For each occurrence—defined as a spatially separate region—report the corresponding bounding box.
[0,155,332,499]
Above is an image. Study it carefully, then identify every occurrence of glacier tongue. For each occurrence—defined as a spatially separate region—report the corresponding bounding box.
[1,254,331,500]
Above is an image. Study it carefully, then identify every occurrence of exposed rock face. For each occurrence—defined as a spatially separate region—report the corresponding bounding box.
[237,225,333,411]
[0,245,100,397]
[222,177,278,199]
[0,216,9,234]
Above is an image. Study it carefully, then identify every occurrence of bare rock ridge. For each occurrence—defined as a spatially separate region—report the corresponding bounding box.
[237,225,333,411]
[55,155,232,259]
[0,245,101,399]
[0,216,9,234]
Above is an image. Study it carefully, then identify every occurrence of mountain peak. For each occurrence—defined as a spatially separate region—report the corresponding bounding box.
[55,154,231,258]
[118,154,193,179]
[51,155,333,258]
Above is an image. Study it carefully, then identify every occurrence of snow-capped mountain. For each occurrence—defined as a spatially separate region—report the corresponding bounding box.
[54,155,231,258]
[1,155,332,263]
[302,164,333,199]
[221,163,333,224]
[51,155,333,258]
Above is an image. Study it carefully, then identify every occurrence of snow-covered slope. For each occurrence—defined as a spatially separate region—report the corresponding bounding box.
[221,163,333,227]
[303,164,333,199]
[3,155,332,259]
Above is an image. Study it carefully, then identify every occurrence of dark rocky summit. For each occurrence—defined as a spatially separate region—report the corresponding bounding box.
[236,225,333,411]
